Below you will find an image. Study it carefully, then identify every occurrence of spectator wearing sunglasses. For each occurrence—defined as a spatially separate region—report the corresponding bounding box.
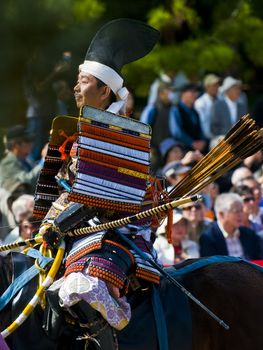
[241,177,263,228]
[231,185,262,232]
[180,201,213,243]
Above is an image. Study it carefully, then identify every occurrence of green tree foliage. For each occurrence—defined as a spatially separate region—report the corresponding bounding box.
[1,0,263,123]
[148,0,200,33]
[215,2,263,71]
[124,0,263,97]
[0,0,104,125]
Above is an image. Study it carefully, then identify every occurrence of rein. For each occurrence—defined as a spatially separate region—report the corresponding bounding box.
[1,240,65,339]
[0,249,53,312]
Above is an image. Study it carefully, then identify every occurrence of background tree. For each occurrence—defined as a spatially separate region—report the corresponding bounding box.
[1,0,263,134]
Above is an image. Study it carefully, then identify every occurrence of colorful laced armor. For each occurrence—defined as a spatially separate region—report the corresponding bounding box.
[36,106,165,294]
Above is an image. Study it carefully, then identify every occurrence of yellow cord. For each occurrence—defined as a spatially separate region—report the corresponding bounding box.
[1,240,65,338]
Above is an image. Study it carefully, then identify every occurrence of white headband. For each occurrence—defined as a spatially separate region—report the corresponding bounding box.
[79,60,129,101]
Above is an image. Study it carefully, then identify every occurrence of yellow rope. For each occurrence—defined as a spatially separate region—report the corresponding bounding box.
[0,236,43,252]
[1,240,65,338]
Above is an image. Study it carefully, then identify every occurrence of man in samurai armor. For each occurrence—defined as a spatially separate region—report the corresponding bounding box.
[35,19,163,349]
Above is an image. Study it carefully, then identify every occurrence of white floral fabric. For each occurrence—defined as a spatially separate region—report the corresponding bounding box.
[49,272,131,330]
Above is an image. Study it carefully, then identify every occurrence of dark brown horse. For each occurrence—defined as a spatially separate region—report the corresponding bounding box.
[1,253,263,350]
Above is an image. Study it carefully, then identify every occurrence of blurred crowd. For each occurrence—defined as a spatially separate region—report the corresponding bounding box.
[0,50,76,247]
[1,64,263,265]
[140,70,263,264]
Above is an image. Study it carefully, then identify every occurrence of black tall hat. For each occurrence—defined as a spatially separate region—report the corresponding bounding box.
[79,19,160,102]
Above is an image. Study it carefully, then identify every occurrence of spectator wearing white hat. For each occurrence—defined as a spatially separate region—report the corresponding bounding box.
[210,76,247,137]
[194,74,220,140]
[154,212,200,265]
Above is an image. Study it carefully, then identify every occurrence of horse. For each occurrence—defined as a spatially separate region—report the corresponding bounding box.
[1,252,263,350]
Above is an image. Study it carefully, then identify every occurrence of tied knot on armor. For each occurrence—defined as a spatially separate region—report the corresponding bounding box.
[41,225,63,249]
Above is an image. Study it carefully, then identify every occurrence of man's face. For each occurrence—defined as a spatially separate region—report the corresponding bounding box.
[13,141,33,158]
[181,90,199,106]
[226,85,241,101]
[19,220,34,240]
[159,88,171,105]
[181,203,203,223]
[74,72,105,109]
[219,201,244,231]
[242,194,256,216]
[171,219,187,245]
[243,178,262,206]
[206,83,219,98]
[166,146,184,163]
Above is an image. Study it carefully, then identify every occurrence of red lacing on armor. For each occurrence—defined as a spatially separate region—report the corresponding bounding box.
[166,208,173,244]
[58,130,78,160]
[143,177,171,231]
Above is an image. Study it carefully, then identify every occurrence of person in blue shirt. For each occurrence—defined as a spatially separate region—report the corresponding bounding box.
[169,83,207,153]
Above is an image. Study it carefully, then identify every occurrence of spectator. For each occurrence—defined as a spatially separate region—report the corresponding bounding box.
[169,83,207,152]
[214,165,251,195]
[241,177,263,227]
[147,70,188,106]
[180,201,213,243]
[161,161,191,190]
[159,138,185,164]
[0,125,46,194]
[52,79,75,115]
[207,182,220,217]
[198,182,218,221]
[24,49,72,160]
[5,214,38,253]
[154,212,199,265]
[3,194,35,244]
[210,76,247,137]
[159,137,203,167]
[147,71,175,106]
[231,166,253,187]
[17,214,37,241]
[243,151,263,184]
[194,74,220,139]
[140,83,174,169]
[0,182,31,241]
[231,185,262,233]
[199,193,262,259]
